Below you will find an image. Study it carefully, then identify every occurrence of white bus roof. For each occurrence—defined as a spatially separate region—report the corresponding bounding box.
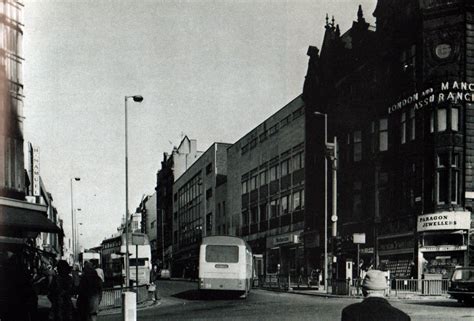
[201,236,248,246]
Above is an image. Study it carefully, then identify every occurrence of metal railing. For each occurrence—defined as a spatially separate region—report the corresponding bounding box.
[392,279,449,296]
[99,285,149,309]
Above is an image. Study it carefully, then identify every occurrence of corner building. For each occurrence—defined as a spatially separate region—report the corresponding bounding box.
[227,97,307,276]
[303,0,474,279]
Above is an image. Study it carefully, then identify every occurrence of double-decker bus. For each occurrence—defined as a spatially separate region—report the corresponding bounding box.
[101,232,151,287]
[198,236,253,298]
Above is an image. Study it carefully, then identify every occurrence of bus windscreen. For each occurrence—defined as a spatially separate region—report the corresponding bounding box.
[205,245,239,263]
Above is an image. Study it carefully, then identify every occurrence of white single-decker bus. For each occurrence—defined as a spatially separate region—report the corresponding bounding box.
[198,236,253,298]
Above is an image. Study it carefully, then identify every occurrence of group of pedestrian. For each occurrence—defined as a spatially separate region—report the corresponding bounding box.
[47,260,103,321]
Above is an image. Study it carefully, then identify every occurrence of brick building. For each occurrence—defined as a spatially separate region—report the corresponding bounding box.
[303,0,474,279]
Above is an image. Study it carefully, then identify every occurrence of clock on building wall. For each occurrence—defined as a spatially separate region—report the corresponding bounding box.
[435,43,452,59]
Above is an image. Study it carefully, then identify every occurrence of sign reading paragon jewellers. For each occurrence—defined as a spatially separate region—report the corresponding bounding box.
[417,211,471,232]
[388,81,474,114]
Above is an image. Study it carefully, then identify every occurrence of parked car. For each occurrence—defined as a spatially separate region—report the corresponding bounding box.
[160,269,171,279]
[447,267,474,306]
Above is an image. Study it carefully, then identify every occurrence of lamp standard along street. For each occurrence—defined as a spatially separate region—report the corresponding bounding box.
[124,94,143,287]
[70,177,80,262]
[314,112,338,293]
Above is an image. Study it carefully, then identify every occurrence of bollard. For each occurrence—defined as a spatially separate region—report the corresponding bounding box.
[122,291,136,321]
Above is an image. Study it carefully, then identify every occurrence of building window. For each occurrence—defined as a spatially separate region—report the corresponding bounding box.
[270,164,279,181]
[281,159,290,177]
[206,213,212,232]
[206,163,213,175]
[438,108,447,132]
[241,180,248,194]
[409,109,415,140]
[260,170,267,186]
[250,174,257,190]
[293,152,304,170]
[241,143,249,155]
[353,130,362,161]
[292,190,304,210]
[281,195,289,214]
[269,124,278,136]
[242,210,249,226]
[206,187,212,199]
[436,153,460,205]
[251,206,258,223]
[401,112,406,144]
[451,107,459,132]
[379,118,388,151]
[353,181,362,220]
[259,131,268,142]
[270,199,279,218]
[260,203,267,221]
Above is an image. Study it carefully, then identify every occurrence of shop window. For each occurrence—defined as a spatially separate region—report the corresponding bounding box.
[241,180,248,194]
[270,199,279,217]
[270,164,279,181]
[353,130,362,161]
[260,170,267,186]
[379,118,388,151]
[400,112,406,144]
[281,195,289,214]
[281,159,290,177]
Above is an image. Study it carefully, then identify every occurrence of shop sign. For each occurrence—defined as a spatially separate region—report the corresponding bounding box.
[387,81,474,114]
[32,146,40,196]
[268,232,302,247]
[360,247,374,254]
[420,245,467,252]
[379,236,413,252]
[417,212,471,232]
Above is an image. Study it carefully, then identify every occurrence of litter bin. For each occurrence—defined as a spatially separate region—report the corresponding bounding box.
[422,273,443,295]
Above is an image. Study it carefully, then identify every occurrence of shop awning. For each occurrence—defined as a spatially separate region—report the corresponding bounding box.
[0,198,60,235]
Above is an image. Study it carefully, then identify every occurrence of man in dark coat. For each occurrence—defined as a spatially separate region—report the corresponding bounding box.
[76,261,102,321]
[341,269,411,321]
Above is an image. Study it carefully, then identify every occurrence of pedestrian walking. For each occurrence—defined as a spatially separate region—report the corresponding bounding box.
[149,265,161,301]
[297,266,305,288]
[76,261,103,321]
[71,263,81,295]
[341,269,411,321]
[48,260,74,321]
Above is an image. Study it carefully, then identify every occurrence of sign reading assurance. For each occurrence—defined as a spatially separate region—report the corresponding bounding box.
[417,211,471,232]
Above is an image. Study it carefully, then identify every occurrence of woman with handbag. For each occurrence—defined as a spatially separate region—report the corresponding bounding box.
[148,265,160,301]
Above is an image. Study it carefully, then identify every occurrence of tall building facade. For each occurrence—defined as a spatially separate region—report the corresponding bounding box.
[227,97,308,276]
[172,142,230,278]
[155,136,203,270]
[303,0,474,279]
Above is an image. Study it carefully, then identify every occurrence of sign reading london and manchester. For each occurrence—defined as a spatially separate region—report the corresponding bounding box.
[388,81,474,114]
[417,211,471,232]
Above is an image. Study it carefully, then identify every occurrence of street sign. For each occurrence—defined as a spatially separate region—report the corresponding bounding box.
[353,233,366,244]
[132,234,145,245]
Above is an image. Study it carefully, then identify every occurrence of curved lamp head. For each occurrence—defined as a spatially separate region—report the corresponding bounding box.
[132,95,143,102]
[74,177,81,181]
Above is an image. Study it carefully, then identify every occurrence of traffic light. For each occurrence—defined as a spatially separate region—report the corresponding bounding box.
[334,236,343,256]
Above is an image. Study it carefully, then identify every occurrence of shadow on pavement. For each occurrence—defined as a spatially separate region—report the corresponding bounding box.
[404,300,466,308]
[172,289,244,301]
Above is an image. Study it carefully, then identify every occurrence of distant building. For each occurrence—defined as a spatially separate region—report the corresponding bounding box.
[172,142,231,278]
[156,136,202,270]
[140,193,157,263]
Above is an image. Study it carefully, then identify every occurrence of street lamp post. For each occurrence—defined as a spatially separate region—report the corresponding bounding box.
[74,208,82,260]
[124,95,143,287]
[314,112,338,294]
[70,177,80,262]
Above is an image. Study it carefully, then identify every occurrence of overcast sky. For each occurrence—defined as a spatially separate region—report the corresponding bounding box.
[23,0,377,250]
